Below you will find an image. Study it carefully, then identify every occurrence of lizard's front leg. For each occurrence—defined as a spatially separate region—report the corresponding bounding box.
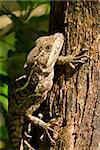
[57,48,88,68]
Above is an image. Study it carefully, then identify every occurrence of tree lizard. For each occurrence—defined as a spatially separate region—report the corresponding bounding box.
[8,33,88,149]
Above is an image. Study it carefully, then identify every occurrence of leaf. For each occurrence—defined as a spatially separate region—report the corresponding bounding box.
[0,83,8,97]
[0,63,8,76]
[17,0,32,10]
[17,0,39,10]
[0,33,16,58]
[0,126,9,140]
[0,32,16,75]
[0,104,8,142]
[0,140,6,149]
[36,0,50,4]
[0,95,8,112]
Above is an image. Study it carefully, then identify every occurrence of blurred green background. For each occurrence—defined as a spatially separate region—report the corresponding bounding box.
[0,0,50,149]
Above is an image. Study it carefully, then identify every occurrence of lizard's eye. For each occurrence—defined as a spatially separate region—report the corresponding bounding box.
[46,45,52,51]
[46,46,50,49]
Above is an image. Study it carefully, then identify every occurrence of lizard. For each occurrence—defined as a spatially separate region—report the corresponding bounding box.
[8,33,88,149]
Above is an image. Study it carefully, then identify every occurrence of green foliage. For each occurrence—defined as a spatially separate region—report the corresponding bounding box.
[0,0,50,148]
[0,33,16,74]
[0,0,50,76]
[17,0,38,10]
[0,87,8,112]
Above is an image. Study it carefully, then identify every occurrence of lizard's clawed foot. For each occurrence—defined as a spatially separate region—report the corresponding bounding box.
[72,48,89,63]
[57,47,89,68]
[26,112,57,144]
[70,48,89,68]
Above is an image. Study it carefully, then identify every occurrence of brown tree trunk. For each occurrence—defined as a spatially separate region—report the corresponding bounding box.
[49,1,100,150]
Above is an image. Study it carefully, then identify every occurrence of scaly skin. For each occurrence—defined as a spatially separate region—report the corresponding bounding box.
[8,33,88,149]
[8,33,64,149]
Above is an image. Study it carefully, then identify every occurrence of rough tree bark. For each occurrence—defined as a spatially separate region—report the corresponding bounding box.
[49,0,100,150]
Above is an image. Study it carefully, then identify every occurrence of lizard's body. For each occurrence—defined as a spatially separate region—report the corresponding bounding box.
[8,33,64,149]
[8,33,88,149]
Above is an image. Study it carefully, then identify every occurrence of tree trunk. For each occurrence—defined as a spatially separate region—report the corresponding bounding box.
[49,0,100,150]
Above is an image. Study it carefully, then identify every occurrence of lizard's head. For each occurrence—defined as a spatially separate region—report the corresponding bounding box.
[23,33,64,72]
